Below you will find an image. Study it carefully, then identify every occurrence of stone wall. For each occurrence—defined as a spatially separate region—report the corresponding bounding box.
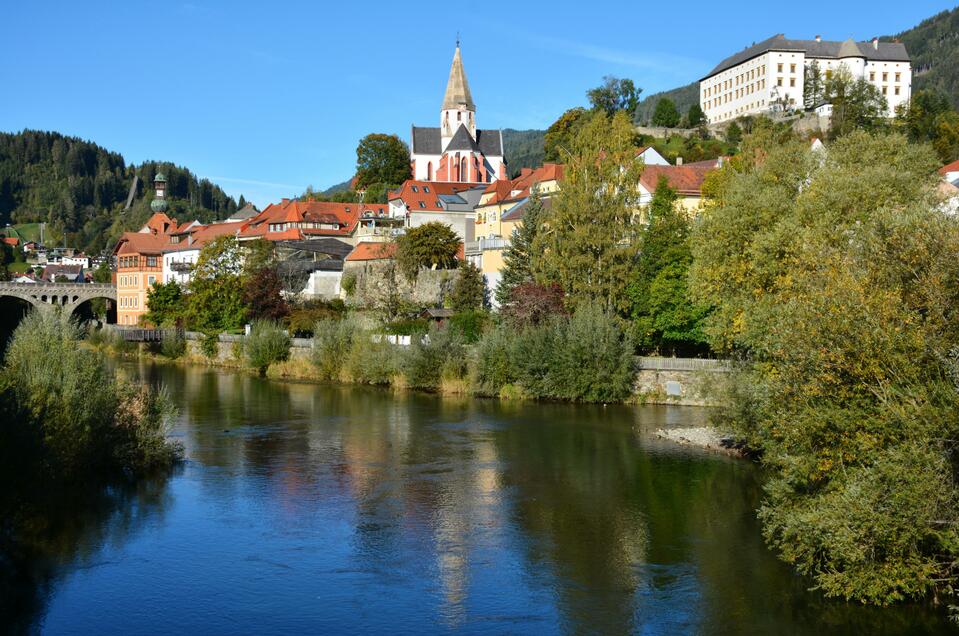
[343,261,459,309]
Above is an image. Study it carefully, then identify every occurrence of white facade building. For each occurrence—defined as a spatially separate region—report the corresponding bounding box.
[700,34,911,123]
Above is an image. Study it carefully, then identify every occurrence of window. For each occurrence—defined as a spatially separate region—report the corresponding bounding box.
[790,64,796,73]
[411,185,418,193]
[882,73,888,82]
[148,276,156,286]
[895,72,901,82]
[777,63,783,72]
[418,201,426,209]
[882,86,887,95]
[457,112,461,121]
[790,78,796,87]
[777,78,783,87]
[147,256,157,267]
[869,72,875,81]
[895,86,900,95]
[423,186,430,193]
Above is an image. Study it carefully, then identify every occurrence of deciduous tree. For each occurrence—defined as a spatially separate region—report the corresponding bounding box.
[395,222,460,281]
[651,98,680,128]
[354,134,411,191]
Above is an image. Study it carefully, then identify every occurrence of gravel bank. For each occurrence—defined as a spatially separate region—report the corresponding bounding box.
[655,426,741,455]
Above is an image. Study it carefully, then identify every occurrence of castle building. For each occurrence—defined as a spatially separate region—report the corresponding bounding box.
[700,34,911,123]
[410,44,506,183]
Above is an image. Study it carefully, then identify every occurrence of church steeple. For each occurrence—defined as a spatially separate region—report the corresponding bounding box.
[442,44,475,111]
[441,43,476,149]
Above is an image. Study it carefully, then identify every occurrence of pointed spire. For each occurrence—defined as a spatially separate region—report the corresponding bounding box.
[442,44,475,111]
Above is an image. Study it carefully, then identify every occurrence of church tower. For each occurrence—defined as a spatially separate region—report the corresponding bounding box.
[440,44,476,149]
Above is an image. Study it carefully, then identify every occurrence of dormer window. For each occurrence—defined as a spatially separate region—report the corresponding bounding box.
[412,186,419,193]
[418,201,426,209]
[423,186,430,193]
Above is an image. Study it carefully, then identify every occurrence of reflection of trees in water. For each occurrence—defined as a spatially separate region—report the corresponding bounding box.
[0,471,174,632]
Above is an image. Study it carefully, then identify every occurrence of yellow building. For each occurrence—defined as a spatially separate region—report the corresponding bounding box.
[114,215,174,325]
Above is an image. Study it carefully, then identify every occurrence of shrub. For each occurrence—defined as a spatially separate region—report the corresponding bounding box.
[471,325,517,395]
[345,336,400,385]
[160,330,186,359]
[285,299,346,337]
[200,332,220,359]
[245,321,291,375]
[2,310,180,476]
[341,271,357,297]
[402,324,465,390]
[311,317,357,380]
[384,317,429,336]
[448,310,488,343]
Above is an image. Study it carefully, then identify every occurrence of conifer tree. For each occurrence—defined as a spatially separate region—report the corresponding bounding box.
[494,191,543,307]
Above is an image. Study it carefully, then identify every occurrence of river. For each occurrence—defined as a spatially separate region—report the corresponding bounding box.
[6,361,953,634]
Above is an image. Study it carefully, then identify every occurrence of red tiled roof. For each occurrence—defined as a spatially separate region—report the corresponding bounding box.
[941,159,959,176]
[639,165,714,196]
[480,164,565,207]
[239,199,361,240]
[389,180,472,212]
[346,241,398,261]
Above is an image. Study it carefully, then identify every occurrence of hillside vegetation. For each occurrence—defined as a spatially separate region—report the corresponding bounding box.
[634,82,700,126]
[0,130,240,255]
[884,6,959,108]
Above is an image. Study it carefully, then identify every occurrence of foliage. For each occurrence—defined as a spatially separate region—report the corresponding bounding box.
[285,299,346,337]
[341,270,357,297]
[243,265,289,322]
[686,104,706,128]
[470,304,634,402]
[159,330,186,359]
[200,332,220,358]
[532,111,641,313]
[449,260,486,311]
[311,317,357,380]
[395,222,460,281]
[1,311,180,477]
[627,177,709,355]
[824,67,889,139]
[501,282,567,328]
[384,317,430,336]
[725,121,743,145]
[448,309,488,343]
[495,192,543,307]
[896,91,959,163]
[544,107,588,163]
[690,130,959,606]
[637,133,739,165]
[803,60,825,110]
[587,76,641,117]
[186,235,246,335]
[244,320,290,375]
[354,133,411,191]
[651,98,681,128]
[884,6,959,109]
[344,334,400,385]
[401,324,466,390]
[92,259,112,283]
[144,280,184,327]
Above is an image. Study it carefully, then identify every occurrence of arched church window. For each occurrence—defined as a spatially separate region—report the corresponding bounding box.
[457,111,461,121]
[460,157,468,181]
[427,162,433,180]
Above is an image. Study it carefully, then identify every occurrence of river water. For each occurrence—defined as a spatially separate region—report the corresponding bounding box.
[8,361,953,634]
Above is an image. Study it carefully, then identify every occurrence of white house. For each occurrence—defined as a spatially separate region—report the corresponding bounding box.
[388,180,485,242]
[637,146,669,166]
[700,34,911,123]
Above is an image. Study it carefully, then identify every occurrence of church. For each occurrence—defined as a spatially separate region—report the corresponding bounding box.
[410,44,506,183]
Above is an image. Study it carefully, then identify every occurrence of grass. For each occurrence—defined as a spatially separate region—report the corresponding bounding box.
[7,262,31,274]
[4,223,42,243]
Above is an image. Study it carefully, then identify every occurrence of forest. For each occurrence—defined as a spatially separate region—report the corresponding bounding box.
[0,130,240,255]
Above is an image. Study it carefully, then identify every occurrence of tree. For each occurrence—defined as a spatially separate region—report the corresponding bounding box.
[627,177,709,354]
[544,107,588,162]
[587,76,641,117]
[501,282,566,328]
[803,60,825,110]
[532,111,642,313]
[354,134,411,191]
[243,265,289,322]
[144,280,184,327]
[725,121,743,145]
[186,235,246,334]
[824,66,889,139]
[395,222,461,281]
[686,104,706,128]
[495,192,543,307]
[448,260,486,311]
[92,258,112,283]
[895,90,951,143]
[689,130,959,606]
[934,110,959,163]
[651,98,681,128]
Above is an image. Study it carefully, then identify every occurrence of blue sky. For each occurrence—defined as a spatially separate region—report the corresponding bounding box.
[2,1,953,208]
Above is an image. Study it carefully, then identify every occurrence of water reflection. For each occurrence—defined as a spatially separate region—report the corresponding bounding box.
[9,361,954,634]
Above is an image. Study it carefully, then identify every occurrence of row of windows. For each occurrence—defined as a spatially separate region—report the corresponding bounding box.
[705,80,767,109]
[118,255,158,268]
[119,274,138,287]
[410,185,431,193]
[704,65,767,97]
[870,71,901,83]
[119,295,140,308]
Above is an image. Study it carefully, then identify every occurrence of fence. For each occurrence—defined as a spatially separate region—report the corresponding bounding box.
[635,356,731,372]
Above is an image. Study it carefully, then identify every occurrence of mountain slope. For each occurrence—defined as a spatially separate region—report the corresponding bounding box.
[502,128,546,176]
[0,130,240,255]
[883,6,959,107]
[634,82,700,125]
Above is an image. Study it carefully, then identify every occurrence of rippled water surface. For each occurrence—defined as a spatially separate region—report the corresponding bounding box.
[10,361,954,634]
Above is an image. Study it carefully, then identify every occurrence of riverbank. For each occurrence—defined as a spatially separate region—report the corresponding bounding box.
[94,327,731,407]
[655,426,743,456]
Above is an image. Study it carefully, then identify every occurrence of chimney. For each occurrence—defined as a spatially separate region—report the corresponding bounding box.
[281,198,290,205]
[872,37,879,50]
[520,168,533,177]
[676,157,683,166]
[815,34,821,43]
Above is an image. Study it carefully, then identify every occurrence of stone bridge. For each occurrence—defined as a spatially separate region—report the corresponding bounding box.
[0,282,116,316]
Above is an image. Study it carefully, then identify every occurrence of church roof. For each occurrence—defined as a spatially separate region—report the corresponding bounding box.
[445,125,480,152]
[411,126,504,157]
[442,46,475,111]
[703,34,910,80]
